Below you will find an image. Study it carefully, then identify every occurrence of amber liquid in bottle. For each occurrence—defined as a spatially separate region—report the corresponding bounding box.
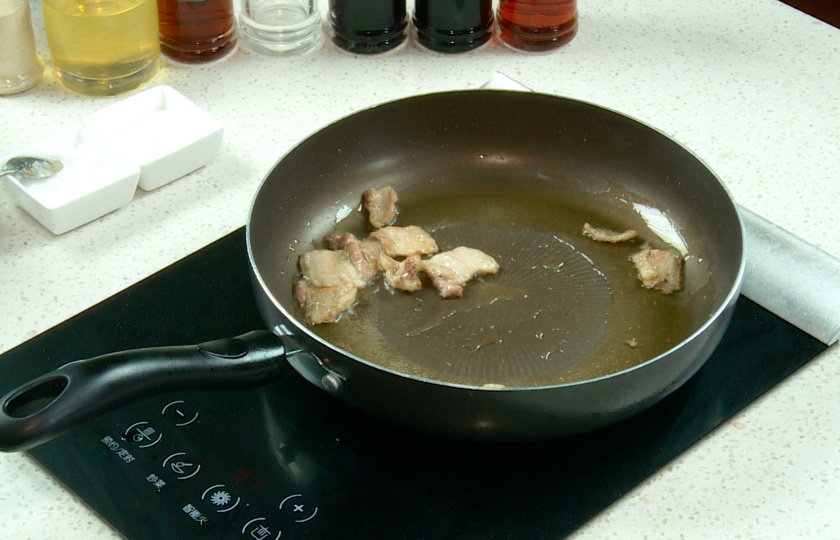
[498,0,578,52]
[157,0,237,62]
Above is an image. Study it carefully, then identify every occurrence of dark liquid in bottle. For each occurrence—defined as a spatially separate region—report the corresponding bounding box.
[329,0,408,55]
[498,0,578,52]
[157,0,237,62]
[414,0,493,53]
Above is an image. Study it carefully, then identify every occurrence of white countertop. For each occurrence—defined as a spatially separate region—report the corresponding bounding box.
[1,0,839,537]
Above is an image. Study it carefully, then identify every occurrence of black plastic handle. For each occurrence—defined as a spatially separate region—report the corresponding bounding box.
[0,330,287,452]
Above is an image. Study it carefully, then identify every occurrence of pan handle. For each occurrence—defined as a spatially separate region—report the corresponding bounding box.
[0,330,287,453]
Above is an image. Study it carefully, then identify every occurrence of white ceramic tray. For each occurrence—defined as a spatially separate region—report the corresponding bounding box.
[2,85,224,234]
[1,127,140,235]
[82,85,224,191]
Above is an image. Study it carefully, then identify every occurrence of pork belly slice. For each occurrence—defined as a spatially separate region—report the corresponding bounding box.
[363,186,399,229]
[326,231,355,250]
[379,254,423,292]
[582,222,637,243]
[293,280,358,325]
[327,232,384,284]
[298,249,366,288]
[630,246,683,294]
[419,247,500,299]
[369,225,439,258]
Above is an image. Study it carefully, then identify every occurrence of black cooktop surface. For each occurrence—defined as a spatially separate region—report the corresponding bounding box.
[0,228,826,539]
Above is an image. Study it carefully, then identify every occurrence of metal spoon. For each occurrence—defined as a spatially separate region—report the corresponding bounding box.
[0,156,64,180]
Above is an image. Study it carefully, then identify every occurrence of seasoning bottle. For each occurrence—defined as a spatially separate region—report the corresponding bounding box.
[42,0,161,96]
[0,0,44,95]
[158,0,237,62]
[328,0,408,55]
[239,0,322,55]
[413,0,493,53]
[498,0,578,52]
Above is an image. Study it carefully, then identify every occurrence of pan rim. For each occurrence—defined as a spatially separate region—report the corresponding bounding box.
[246,89,746,392]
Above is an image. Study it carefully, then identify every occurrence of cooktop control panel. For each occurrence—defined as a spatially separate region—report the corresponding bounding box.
[111,398,318,538]
[75,387,327,539]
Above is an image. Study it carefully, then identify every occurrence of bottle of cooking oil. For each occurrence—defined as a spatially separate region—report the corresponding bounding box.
[41,0,161,96]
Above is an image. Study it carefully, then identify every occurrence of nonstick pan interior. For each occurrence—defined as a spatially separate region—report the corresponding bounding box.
[248,90,743,389]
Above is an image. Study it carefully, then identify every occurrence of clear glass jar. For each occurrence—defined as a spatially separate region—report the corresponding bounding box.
[239,0,323,56]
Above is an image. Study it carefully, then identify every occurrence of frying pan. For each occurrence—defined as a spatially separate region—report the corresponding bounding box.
[0,91,744,451]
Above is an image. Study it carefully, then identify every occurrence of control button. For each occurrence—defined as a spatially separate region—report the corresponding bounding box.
[241,517,281,540]
[124,421,162,448]
[163,451,201,480]
[197,337,249,359]
[278,493,319,523]
[161,400,199,427]
[201,483,241,514]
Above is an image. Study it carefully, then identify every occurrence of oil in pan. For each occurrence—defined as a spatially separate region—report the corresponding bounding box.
[311,178,717,388]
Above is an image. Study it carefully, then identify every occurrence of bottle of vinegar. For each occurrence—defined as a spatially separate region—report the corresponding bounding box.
[157,0,237,62]
[498,0,578,52]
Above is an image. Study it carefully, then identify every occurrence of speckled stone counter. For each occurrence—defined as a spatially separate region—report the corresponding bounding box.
[1,0,839,538]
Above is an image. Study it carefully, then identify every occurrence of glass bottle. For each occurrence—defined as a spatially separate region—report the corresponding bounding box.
[413,0,493,53]
[41,0,161,96]
[328,0,407,55]
[157,0,237,62]
[0,0,44,95]
[239,0,322,55]
[498,0,578,52]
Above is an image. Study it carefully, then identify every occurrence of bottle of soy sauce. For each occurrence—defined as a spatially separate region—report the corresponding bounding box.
[328,0,408,55]
[413,0,493,53]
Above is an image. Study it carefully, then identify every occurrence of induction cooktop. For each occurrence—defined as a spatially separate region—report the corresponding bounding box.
[0,228,826,539]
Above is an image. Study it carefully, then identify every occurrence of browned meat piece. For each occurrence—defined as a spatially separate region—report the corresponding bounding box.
[298,249,366,288]
[327,232,383,284]
[293,280,358,325]
[369,225,439,258]
[345,239,384,284]
[326,231,355,250]
[582,222,637,243]
[379,253,423,292]
[363,186,399,228]
[418,247,500,298]
[630,246,683,294]
[295,187,503,325]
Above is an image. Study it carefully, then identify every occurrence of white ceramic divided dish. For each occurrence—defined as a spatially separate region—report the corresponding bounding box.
[82,85,224,191]
[1,127,141,235]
